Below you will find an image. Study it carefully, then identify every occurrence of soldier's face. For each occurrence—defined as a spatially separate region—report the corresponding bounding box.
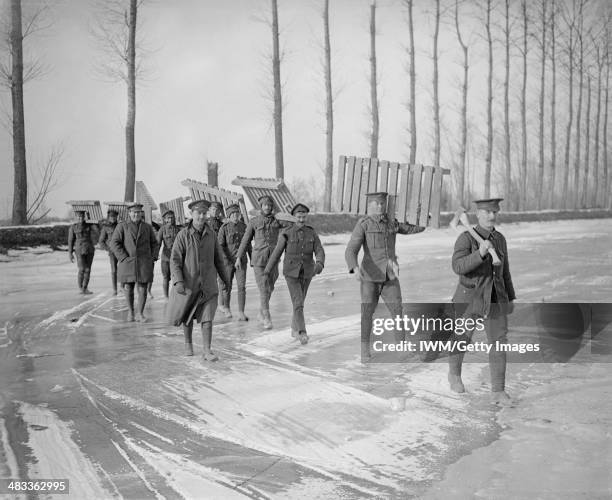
[76,213,85,223]
[261,202,273,215]
[164,215,175,225]
[229,212,240,223]
[109,214,117,224]
[209,206,219,218]
[129,210,142,223]
[368,199,385,215]
[191,208,207,228]
[294,211,307,224]
[477,208,498,229]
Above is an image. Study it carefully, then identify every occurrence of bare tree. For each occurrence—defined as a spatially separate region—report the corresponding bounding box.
[549,0,558,208]
[560,0,577,208]
[271,0,284,178]
[484,0,494,198]
[536,0,547,209]
[581,73,591,207]
[27,144,64,224]
[91,0,148,202]
[322,0,333,211]
[405,0,417,164]
[369,1,379,158]
[519,0,528,210]
[502,0,512,208]
[603,29,610,207]
[591,34,603,206]
[454,0,469,205]
[572,0,586,208]
[432,0,441,168]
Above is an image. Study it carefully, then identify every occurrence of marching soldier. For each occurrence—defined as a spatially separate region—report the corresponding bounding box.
[147,215,161,299]
[98,209,119,295]
[448,198,516,404]
[235,195,289,330]
[217,204,251,320]
[68,210,97,295]
[207,201,226,310]
[264,203,325,345]
[110,203,159,322]
[345,192,425,361]
[156,209,181,299]
[169,200,231,361]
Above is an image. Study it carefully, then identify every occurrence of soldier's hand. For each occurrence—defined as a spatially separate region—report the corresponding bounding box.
[351,267,362,281]
[479,240,493,257]
[69,253,74,263]
[314,263,324,275]
[235,259,242,270]
[175,282,186,295]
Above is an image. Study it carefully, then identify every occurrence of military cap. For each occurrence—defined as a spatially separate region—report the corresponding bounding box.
[290,203,310,215]
[226,204,240,216]
[209,201,223,210]
[473,198,503,211]
[106,209,118,216]
[188,199,210,211]
[161,209,175,218]
[258,195,275,206]
[127,203,144,211]
[366,192,388,202]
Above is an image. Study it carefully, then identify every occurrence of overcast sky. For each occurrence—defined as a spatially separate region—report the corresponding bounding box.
[0,0,501,218]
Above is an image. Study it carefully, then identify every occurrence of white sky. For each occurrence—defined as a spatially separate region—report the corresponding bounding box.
[0,0,538,218]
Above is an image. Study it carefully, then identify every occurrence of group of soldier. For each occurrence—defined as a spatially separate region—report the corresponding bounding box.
[68,191,516,403]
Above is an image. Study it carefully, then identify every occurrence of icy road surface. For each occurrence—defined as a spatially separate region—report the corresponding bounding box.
[0,219,611,499]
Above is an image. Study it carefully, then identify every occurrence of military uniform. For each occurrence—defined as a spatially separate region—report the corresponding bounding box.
[217,205,251,319]
[156,219,181,298]
[98,212,118,294]
[345,193,425,359]
[265,203,325,344]
[68,213,97,294]
[449,198,516,397]
[235,197,289,327]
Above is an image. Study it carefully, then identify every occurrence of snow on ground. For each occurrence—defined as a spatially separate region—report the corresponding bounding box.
[0,218,611,498]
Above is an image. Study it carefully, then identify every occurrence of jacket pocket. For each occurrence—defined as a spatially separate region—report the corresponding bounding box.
[365,230,385,248]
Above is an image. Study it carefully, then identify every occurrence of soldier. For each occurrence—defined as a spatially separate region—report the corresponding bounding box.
[264,203,325,345]
[147,215,161,299]
[169,199,231,361]
[68,210,97,295]
[217,204,251,321]
[207,201,226,309]
[110,203,159,322]
[235,195,288,330]
[345,192,426,361]
[98,209,119,295]
[156,209,182,299]
[448,198,516,404]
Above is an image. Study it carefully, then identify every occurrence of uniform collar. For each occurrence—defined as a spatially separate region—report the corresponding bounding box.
[475,225,495,239]
[189,221,208,236]
[369,214,387,223]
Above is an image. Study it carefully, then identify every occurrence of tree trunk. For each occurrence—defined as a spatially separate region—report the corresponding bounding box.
[369,1,379,159]
[572,1,584,208]
[323,0,333,212]
[562,0,575,208]
[454,0,468,206]
[10,0,27,225]
[537,0,547,210]
[504,0,512,209]
[432,0,440,168]
[272,0,284,179]
[485,0,493,198]
[124,0,137,202]
[207,161,219,187]
[592,47,602,207]
[520,0,528,210]
[549,0,557,208]
[581,75,591,208]
[407,0,417,164]
[603,50,610,208]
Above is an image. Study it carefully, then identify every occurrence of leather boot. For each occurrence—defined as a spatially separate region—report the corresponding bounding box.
[237,288,248,321]
[361,342,371,362]
[82,270,92,294]
[77,269,84,293]
[262,310,273,330]
[112,272,118,296]
[136,285,148,322]
[124,285,135,322]
[183,325,194,356]
[163,278,169,299]
[201,322,218,362]
[448,351,466,393]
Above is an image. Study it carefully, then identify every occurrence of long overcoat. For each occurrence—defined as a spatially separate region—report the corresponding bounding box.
[109,221,158,283]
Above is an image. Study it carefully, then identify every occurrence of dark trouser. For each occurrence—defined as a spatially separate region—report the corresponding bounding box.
[161,260,171,297]
[108,253,118,292]
[360,278,403,344]
[253,264,279,313]
[448,305,508,392]
[220,265,247,312]
[123,282,147,315]
[77,252,95,290]
[286,271,312,333]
